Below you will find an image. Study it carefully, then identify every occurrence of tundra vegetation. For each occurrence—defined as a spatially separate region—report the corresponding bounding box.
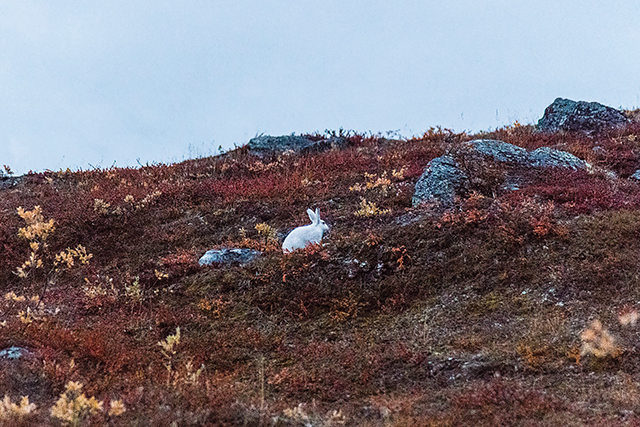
[2,121,640,425]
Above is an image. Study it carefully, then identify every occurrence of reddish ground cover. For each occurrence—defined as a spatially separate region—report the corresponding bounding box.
[2,124,640,425]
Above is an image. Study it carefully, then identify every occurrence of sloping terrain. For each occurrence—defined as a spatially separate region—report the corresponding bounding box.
[3,122,640,426]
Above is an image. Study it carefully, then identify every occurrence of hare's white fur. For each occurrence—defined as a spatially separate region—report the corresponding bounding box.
[282,208,329,253]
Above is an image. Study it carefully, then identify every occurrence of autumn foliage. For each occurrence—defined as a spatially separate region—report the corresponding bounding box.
[2,124,640,425]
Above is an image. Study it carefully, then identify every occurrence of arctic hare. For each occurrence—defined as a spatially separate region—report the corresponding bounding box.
[282,208,329,253]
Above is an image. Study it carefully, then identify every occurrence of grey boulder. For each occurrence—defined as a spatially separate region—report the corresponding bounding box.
[412,139,589,206]
[199,248,262,267]
[536,98,628,133]
[412,156,468,206]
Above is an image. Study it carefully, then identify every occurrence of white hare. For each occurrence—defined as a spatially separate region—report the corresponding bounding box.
[282,208,329,253]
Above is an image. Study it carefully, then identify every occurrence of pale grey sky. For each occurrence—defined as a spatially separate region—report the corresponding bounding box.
[1,1,639,173]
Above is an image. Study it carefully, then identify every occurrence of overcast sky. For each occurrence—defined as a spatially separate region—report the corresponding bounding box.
[1,1,639,174]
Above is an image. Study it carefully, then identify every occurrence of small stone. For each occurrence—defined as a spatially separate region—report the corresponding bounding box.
[0,346,31,360]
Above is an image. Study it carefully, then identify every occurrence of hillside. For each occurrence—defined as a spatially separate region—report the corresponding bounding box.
[3,115,640,426]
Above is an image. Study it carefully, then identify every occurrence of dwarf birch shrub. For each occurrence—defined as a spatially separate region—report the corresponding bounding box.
[50,381,103,427]
[580,319,619,358]
[107,399,126,417]
[349,169,407,200]
[1,292,40,326]
[158,327,181,386]
[354,198,390,217]
[124,276,142,304]
[0,395,37,420]
[277,403,347,426]
[255,222,278,246]
[157,327,205,389]
[14,206,92,305]
[15,206,55,279]
[619,307,639,326]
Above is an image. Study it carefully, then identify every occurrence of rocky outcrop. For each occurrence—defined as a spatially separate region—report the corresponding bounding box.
[247,135,346,156]
[464,140,586,170]
[536,98,628,133]
[412,139,589,206]
[199,248,262,267]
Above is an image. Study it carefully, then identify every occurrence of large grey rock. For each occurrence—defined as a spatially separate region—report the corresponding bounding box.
[412,139,590,206]
[199,248,262,267]
[247,135,346,156]
[536,98,628,133]
[412,155,468,206]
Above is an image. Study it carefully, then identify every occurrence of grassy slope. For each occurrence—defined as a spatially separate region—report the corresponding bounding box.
[2,124,640,425]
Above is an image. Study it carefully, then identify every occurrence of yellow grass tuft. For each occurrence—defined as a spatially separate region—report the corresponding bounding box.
[17,206,55,241]
[0,395,37,419]
[107,399,126,417]
[580,319,619,358]
[50,381,103,426]
[354,198,390,218]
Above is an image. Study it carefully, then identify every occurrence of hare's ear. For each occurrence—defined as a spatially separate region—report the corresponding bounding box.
[307,208,317,224]
[315,208,321,220]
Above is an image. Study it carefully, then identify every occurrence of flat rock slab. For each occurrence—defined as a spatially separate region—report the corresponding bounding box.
[536,98,628,133]
[465,140,587,170]
[247,135,346,156]
[199,248,262,267]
